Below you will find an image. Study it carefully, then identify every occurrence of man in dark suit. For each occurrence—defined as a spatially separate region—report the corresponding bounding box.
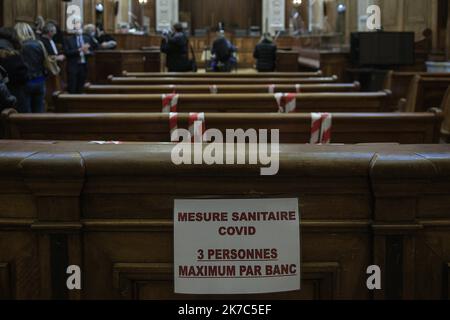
[41,22,65,61]
[160,23,191,72]
[63,18,93,94]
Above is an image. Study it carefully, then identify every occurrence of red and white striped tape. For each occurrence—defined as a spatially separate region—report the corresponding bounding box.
[188,112,206,142]
[169,112,179,142]
[310,113,332,144]
[209,85,218,94]
[268,84,276,94]
[274,93,297,113]
[161,93,179,113]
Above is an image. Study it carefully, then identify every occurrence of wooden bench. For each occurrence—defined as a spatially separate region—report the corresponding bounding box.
[1,141,450,299]
[441,87,450,143]
[84,82,361,95]
[384,71,450,111]
[2,109,442,144]
[52,91,392,113]
[108,76,339,85]
[122,71,323,78]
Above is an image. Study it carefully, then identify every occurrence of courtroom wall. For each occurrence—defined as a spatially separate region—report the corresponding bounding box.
[0,0,441,49]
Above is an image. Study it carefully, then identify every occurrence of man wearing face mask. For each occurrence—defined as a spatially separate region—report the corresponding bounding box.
[41,22,65,62]
[64,16,93,93]
[83,24,99,51]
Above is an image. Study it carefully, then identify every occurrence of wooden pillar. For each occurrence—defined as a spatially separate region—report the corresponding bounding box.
[309,0,324,32]
[20,152,85,300]
[286,0,309,33]
[370,152,433,300]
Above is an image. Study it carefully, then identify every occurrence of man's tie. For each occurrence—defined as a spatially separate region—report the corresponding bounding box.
[78,35,86,64]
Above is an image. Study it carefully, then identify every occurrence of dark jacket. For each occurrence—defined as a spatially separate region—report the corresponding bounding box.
[85,34,99,51]
[0,65,16,111]
[63,34,94,68]
[40,36,58,56]
[97,33,117,50]
[253,39,277,72]
[0,39,28,90]
[0,81,16,111]
[212,37,236,63]
[21,39,46,79]
[161,32,191,72]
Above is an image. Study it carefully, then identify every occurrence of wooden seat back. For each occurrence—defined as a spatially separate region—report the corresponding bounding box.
[122,70,323,78]
[84,82,361,95]
[2,109,442,144]
[108,75,339,85]
[52,91,392,113]
[1,141,450,299]
[384,71,450,111]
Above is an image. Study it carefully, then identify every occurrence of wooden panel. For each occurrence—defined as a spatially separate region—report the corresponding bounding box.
[44,0,61,22]
[83,0,96,26]
[91,50,161,83]
[84,83,357,94]
[404,0,430,35]
[2,0,64,27]
[414,229,450,299]
[3,111,442,144]
[179,0,262,31]
[0,263,11,299]
[14,0,37,23]
[52,91,390,113]
[109,76,338,85]
[380,0,401,30]
[1,142,450,299]
[0,231,40,299]
[112,262,339,300]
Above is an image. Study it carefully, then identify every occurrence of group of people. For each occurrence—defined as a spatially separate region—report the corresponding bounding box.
[0,17,117,114]
[161,23,277,73]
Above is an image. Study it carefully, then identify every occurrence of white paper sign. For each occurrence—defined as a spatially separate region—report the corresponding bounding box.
[174,198,300,295]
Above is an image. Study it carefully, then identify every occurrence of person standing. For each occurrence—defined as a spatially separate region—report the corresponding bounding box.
[253,33,277,72]
[160,23,191,72]
[0,27,28,112]
[41,22,65,62]
[41,22,65,107]
[15,23,47,113]
[83,24,100,51]
[34,16,46,38]
[64,17,93,93]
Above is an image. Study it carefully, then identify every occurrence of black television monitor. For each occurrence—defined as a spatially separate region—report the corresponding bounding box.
[351,31,415,67]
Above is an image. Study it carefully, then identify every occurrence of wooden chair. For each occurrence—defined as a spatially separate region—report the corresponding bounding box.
[384,71,450,111]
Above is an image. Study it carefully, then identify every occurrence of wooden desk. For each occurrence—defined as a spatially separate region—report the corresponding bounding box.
[297,49,350,81]
[93,50,161,83]
[276,50,301,72]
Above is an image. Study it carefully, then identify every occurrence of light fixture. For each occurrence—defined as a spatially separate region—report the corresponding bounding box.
[95,3,104,12]
[293,0,302,7]
[138,0,148,4]
[337,4,347,13]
